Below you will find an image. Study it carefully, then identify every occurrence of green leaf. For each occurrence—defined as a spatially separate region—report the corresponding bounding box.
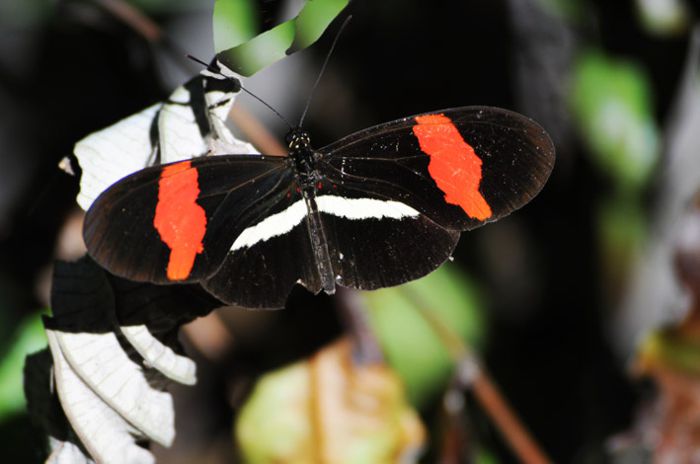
[0,313,47,420]
[212,0,258,53]
[570,49,660,192]
[214,0,350,76]
[218,25,296,77]
[290,0,349,52]
[361,265,484,406]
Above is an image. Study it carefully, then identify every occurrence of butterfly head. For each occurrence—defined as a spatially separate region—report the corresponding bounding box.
[201,59,242,93]
[286,128,312,152]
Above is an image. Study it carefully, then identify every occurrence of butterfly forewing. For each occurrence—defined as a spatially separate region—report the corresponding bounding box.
[318,106,555,231]
[83,155,289,285]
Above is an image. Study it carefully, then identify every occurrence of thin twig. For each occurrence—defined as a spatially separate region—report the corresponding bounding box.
[401,287,552,464]
[335,287,384,365]
[470,367,550,464]
[94,0,162,41]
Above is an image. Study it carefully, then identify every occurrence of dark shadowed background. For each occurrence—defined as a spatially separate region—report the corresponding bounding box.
[2,0,700,462]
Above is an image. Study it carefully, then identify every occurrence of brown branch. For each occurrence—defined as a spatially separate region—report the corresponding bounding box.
[94,0,162,41]
[229,105,287,155]
[469,365,550,464]
[402,287,552,464]
[181,310,235,362]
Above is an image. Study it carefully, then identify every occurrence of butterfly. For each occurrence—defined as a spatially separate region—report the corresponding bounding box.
[84,107,555,308]
[82,104,555,309]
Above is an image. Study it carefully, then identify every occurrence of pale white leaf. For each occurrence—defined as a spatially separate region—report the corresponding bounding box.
[74,104,160,210]
[47,330,155,464]
[53,329,175,447]
[46,438,95,464]
[120,324,197,385]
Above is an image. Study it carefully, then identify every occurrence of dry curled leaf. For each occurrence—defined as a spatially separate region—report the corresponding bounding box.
[613,193,700,463]
[236,337,425,464]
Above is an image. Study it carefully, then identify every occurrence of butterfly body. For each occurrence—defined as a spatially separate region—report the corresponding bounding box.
[285,128,337,294]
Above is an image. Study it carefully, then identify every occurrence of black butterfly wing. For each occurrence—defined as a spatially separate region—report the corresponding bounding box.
[318,106,555,229]
[318,195,461,290]
[316,106,555,290]
[83,155,292,287]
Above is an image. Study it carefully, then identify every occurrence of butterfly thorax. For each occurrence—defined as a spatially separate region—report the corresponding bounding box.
[286,128,319,191]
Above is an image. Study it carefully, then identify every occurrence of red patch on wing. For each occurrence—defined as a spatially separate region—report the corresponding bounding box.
[153,161,206,280]
[412,114,492,220]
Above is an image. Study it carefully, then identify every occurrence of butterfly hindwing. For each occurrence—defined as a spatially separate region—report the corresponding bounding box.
[83,155,289,286]
[317,193,461,291]
[203,213,325,309]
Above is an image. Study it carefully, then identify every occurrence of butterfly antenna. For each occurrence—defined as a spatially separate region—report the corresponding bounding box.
[239,87,293,130]
[187,54,293,130]
[186,54,210,68]
[298,15,352,128]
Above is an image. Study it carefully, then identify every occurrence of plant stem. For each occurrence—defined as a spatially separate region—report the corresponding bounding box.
[93,0,195,72]
[229,105,287,156]
[403,287,551,464]
[334,288,384,365]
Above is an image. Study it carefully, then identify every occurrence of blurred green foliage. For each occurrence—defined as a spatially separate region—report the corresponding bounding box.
[537,0,585,22]
[597,194,648,300]
[0,313,46,420]
[475,449,500,464]
[641,328,700,376]
[362,265,484,406]
[0,0,54,27]
[570,50,660,193]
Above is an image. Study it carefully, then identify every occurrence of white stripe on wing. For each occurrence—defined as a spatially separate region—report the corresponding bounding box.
[230,195,419,251]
